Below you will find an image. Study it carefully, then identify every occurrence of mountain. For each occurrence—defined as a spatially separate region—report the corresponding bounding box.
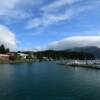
[34,49,95,60]
[68,46,100,58]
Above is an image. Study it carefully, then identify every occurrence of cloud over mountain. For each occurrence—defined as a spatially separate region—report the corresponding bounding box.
[48,36,100,50]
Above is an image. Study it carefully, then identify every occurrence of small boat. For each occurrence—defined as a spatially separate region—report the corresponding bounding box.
[57,60,100,70]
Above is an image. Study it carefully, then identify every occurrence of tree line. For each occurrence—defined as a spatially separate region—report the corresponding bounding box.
[34,50,95,60]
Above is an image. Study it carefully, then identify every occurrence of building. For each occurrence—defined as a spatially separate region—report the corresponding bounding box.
[0,54,10,61]
[18,53,28,59]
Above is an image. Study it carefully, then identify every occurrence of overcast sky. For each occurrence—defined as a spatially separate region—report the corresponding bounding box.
[0,0,100,51]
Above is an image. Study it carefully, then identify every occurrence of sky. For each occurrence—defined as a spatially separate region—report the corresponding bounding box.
[0,0,100,51]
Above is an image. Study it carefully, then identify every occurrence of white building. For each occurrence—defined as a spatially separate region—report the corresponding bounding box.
[18,53,28,59]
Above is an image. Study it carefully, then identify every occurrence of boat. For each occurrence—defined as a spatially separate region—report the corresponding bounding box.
[57,60,100,70]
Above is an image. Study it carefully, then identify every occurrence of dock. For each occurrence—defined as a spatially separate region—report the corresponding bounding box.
[57,63,100,70]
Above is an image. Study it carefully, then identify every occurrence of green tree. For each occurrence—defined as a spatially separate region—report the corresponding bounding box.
[26,53,33,60]
[9,53,22,61]
[0,44,10,54]
[0,45,5,54]
[5,48,10,53]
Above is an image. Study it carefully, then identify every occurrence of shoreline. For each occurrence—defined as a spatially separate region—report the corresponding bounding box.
[0,60,36,64]
[57,62,100,70]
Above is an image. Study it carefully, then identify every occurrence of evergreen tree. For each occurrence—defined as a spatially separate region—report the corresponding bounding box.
[0,45,6,54]
[0,44,10,54]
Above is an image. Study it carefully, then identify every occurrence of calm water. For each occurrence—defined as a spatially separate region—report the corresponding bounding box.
[0,61,100,100]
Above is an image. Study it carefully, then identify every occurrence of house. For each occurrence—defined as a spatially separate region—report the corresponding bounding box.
[0,54,10,61]
[18,53,28,59]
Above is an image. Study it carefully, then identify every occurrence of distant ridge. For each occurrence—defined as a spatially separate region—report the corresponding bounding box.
[67,46,100,58]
